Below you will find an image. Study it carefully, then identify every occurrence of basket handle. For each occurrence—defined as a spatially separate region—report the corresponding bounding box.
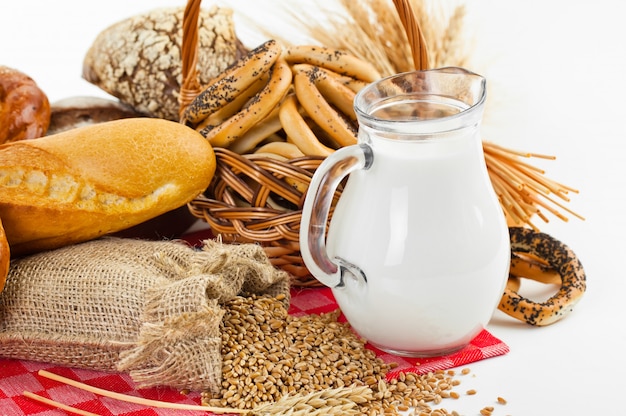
[392,0,430,70]
[178,0,429,120]
[179,0,203,121]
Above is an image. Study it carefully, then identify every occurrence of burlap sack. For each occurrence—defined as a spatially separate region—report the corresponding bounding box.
[0,237,290,393]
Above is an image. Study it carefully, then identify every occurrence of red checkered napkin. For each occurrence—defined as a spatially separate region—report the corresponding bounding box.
[185,229,510,378]
[0,230,509,415]
[0,286,508,415]
[0,360,204,416]
[288,287,510,380]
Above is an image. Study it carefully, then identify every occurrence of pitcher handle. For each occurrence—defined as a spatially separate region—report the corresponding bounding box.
[299,143,373,288]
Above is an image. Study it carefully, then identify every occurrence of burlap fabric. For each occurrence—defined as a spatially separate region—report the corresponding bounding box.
[0,237,290,393]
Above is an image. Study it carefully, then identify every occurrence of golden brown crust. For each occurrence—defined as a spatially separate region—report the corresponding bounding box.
[510,251,562,285]
[498,227,586,326]
[0,66,50,143]
[278,93,334,157]
[0,216,9,292]
[283,45,381,83]
[292,64,357,148]
[0,118,216,256]
[200,57,292,148]
[505,275,521,293]
[182,39,282,126]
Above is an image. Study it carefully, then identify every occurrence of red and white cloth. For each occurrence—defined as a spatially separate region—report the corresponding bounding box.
[0,285,508,416]
[0,230,509,415]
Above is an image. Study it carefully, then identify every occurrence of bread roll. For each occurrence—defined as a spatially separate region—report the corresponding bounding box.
[0,118,215,256]
[0,66,51,143]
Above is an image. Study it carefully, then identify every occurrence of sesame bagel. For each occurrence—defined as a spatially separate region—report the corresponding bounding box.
[499,227,586,326]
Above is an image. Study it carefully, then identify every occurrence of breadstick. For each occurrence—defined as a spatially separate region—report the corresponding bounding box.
[283,45,381,82]
[181,39,281,124]
[278,94,334,157]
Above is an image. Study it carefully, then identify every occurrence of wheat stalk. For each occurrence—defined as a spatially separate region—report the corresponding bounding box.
[252,384,373,415]
[264,0,582,227]
[225,0,582,227]
[27,370,374,416]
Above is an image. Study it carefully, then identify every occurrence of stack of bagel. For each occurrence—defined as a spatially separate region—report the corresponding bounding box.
[178,39,381,158]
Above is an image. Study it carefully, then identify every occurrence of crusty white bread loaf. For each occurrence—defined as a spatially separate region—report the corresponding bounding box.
[0,118,215,256]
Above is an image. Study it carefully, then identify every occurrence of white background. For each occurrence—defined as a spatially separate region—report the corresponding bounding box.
[2,0,625,414]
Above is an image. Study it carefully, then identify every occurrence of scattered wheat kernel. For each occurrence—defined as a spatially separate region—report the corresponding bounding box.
[450,391,460,399]
[480,406,494,415]
[497,396,508,404]
[466,389,477,395]
[461,368,471,375]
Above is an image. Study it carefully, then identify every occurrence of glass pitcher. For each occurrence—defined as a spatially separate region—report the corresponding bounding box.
[299,67,510,357]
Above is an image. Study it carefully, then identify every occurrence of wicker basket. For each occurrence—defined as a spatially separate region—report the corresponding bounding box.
[180,0,579,286]
[179,0,428,286]
[187,149,333,285]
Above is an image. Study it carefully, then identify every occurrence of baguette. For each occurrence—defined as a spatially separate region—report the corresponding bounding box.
[0,118,216,256]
